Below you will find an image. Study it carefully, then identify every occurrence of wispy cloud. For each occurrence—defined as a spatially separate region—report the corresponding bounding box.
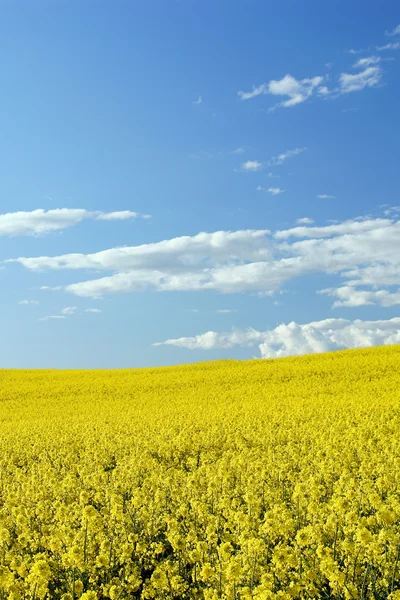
[85,308,102,313]
[317,194,335,199]
[18,299,39,305]
[39,315,66,321]
[267,187,285,195]
[385,24,400,36]
[216,309,238,313]
[269,147,307,166]
[192,96,202,105]
[339,66,382,93]
[61,306,77,315]
[376,41,400,51]
[232,147,246,154]
[239,160,263,172]
[353,56,381,68]
[153,317,400,358]
[0,208,148,237]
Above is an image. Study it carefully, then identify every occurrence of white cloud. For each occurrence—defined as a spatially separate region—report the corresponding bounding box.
[268,187,285,195]
[153,317,400,358]
[61,306,77,315]
[386,24,400,36]
[317,194,335,199]
[269,147,306,166]
[239,74,325,109]
[353,56,381,68]
[192,96,202,105]
[85,308,102,313]
[268,74,325,109]
[376,41,400,51]
[96,211,144,221]
[0,208,146,237]
[238,83,268,100]
[7,214,400,307]
[39,315,66,321]
[186,308,200,313]
[239,160,263,172]
[232,147,246,154]
[18,300,39,305]
[319,285,400,308]
[216,309,238,313]
[296,217,314,225]
[339,66,382,94]
[274,217,391,239]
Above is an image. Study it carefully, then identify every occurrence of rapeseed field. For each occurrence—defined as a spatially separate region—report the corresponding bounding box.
[0,344,400,600]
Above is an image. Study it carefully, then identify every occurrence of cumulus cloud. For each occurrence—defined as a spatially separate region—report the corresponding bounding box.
[238,75,326,109]
[241,75,328,110]
[0,208,148,237]
[296,217,314,225]
[319,285,400,308]
[153,317,400,358]
[239,160,263,172]
[269,147,307,166]
[7,213,400,307]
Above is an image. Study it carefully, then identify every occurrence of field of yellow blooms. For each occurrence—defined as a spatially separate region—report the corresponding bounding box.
[0,344,400,600]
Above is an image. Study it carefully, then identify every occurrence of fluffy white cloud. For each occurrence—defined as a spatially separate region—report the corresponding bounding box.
[8,213,400,306]
[269,147,306,166]
[319,285,400,308]
[339,66,382,93]
[239,75,325,109]
[296,217,314,224]
[239,160,263,172]
[153,317,400,358]
[268,187,285,195]
[0,208,148,237]
[18,299,39,305]
[268,74,325,108]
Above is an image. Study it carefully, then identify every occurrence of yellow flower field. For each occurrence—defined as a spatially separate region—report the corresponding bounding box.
[0,344,400,600]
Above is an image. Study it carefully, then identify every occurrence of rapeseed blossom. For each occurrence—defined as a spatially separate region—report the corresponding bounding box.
[0,344,399,598]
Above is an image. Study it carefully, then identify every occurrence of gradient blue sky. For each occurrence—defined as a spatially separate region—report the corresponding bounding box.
[1,1,399,368]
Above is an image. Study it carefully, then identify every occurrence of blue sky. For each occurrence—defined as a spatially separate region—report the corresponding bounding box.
[1,1,399,368]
